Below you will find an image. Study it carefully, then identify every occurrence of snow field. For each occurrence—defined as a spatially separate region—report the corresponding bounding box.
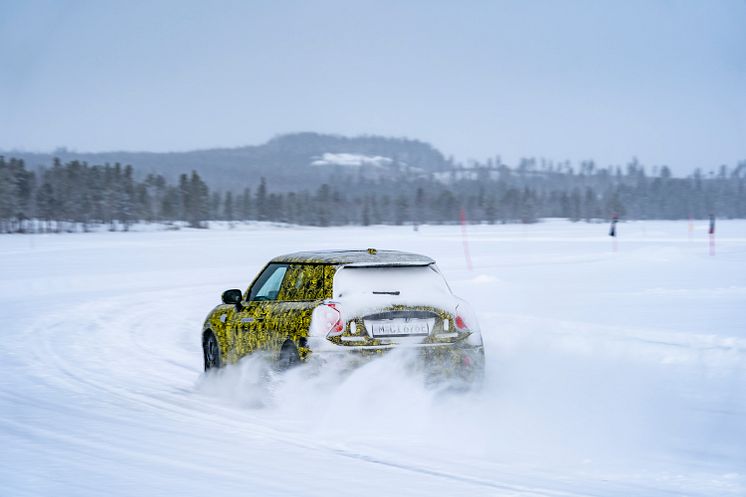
[0,220,744,496]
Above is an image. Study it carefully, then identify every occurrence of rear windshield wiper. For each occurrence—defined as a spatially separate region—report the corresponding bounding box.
[372,291,400,295]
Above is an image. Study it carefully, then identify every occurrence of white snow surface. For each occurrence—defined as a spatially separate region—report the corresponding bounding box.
[1,220,745,496]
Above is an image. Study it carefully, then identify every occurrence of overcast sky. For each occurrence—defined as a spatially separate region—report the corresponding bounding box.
[1,0,744,173]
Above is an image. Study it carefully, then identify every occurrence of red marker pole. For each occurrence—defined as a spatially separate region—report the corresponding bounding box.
[688,215,694,241]
[459,207,473,271]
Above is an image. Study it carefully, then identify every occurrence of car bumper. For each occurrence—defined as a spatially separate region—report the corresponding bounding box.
[304,339,484,379]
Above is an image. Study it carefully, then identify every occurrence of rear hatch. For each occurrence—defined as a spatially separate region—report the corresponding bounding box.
[332,264,457,344]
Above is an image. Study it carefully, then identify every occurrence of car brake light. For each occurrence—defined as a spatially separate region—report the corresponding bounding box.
[454,304,468,330]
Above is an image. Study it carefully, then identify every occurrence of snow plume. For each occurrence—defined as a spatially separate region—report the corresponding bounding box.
[194,329,703,474]
[193,304,746,495]
[196,348,441,433]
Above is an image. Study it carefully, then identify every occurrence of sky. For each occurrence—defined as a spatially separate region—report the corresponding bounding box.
[1,0,744,173]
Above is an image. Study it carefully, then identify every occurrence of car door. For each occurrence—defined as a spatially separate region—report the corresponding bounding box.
[232,263,289,359]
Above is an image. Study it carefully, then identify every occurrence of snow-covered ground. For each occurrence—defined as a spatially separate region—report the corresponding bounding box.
[1,220,744,496]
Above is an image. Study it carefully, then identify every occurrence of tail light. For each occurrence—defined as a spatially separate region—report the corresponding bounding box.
[311,303,344,337]
[454,305,469,331]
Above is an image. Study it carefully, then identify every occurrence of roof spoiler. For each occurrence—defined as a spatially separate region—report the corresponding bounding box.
[341,261,434,268]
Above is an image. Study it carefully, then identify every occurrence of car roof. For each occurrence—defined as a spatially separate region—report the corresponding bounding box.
[270,249,435,267]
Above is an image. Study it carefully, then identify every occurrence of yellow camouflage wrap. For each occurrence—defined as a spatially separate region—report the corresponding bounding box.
[203,262,334,364]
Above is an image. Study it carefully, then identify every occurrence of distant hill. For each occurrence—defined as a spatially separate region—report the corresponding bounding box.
[3,133,450,191]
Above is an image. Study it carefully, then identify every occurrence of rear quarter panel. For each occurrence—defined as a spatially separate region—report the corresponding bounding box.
[204,304,238,363]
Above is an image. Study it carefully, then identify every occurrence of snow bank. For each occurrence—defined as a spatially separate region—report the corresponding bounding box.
[310,153,393,168]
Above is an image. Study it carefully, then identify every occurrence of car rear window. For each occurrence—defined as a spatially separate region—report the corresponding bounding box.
[332,265,451,300]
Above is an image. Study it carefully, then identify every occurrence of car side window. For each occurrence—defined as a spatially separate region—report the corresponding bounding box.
[249,264,288,301]
[278,265,303,301]
[304,264,326,300]
[278,264,326,301]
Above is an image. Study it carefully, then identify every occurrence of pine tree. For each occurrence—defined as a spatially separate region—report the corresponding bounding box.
[256,178,268,221]
[0,158,16,233]
[224,191,234,221]
[315,183,331,226]
[239,187,252,220]
[209,191,221,220]
[188,171,209,228]
[394,194,409,225]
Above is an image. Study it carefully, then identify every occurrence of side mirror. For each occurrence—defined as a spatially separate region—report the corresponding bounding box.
[221,289,243,305]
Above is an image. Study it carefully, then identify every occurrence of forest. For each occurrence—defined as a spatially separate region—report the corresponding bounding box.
[0,155,744,233]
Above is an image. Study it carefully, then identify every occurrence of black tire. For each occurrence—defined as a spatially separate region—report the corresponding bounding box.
[277,341,300,371]
[203,331,222,371]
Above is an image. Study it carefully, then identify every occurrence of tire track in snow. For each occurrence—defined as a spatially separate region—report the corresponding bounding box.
[9,287,744,497]
[10,290,614,497]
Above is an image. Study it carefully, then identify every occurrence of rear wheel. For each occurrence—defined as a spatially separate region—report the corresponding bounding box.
[460,348,485,389]
[203,331,221,371]
[277,341,300,371]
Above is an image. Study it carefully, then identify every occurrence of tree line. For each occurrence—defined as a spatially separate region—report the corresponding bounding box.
[0,155,744,233]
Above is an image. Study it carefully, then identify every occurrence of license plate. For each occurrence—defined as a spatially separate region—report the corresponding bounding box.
[364,318,433,337]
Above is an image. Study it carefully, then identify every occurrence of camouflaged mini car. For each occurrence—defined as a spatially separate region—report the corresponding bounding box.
[202,249,484,381]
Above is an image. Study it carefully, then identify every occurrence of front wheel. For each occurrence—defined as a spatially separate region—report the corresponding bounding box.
[203,331,222,371]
